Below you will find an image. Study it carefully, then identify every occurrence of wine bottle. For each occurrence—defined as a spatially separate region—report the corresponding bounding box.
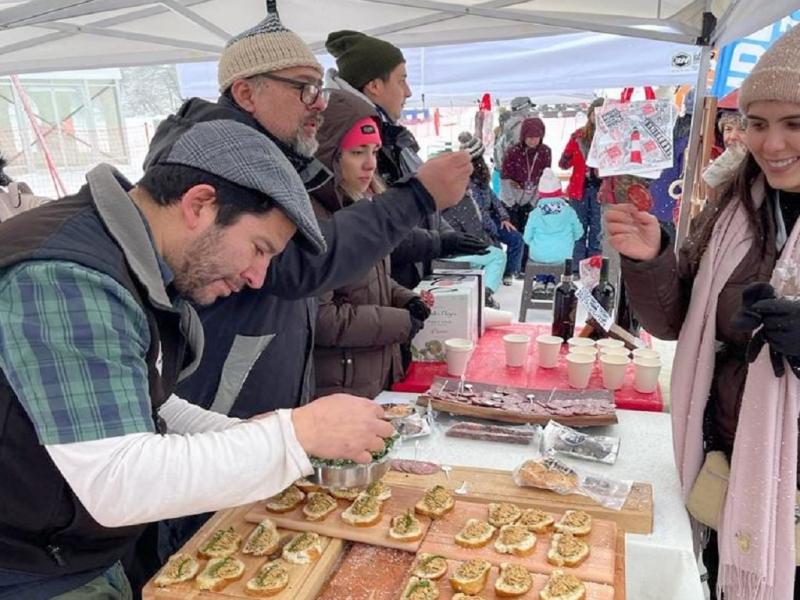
[615,280,641,337]
[588,257,616,339]
[552,258,577,340]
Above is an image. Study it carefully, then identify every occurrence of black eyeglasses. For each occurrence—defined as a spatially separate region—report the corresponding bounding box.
[259,73,327,106]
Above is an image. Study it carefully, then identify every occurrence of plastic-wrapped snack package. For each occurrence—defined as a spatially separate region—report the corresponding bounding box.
[542,420,620,464]
[378,401,432,439]
[444,421,538,445]
[513,455,632,510]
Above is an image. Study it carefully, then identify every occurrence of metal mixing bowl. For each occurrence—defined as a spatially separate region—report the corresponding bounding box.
[307,452,393,489]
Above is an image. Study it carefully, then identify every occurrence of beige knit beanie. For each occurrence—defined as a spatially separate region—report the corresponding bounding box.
[739,24,800,112]
[218,0,322,92]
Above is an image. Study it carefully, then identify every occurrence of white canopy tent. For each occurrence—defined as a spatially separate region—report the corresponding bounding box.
[0,0,793,76]
[0,0,797,242]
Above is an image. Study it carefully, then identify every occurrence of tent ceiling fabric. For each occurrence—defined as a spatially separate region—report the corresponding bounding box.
[0,0,793,76]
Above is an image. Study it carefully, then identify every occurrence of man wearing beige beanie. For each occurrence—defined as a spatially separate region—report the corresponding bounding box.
[140,0,472,583]
[606,22,800,600]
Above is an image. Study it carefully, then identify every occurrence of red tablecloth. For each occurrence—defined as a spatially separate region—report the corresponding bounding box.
[392,323,664,412]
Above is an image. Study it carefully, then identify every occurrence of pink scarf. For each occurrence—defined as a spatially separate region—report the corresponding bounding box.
[671,177,798,600]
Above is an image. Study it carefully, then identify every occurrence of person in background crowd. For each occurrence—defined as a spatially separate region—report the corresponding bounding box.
[0,154,51,223]
[0,120,395,600]
[311,90,430,398]
[718,110,747,151]
[440,132,510,308]
[500,116,551,268]
[560,97,604,271]
[523,167,583,266]
[325,30,489,291]
[494,96,537,205]
[144,2,470,584]
[458,131,524,286]
[605,24,800,600]
[702,109,749,201]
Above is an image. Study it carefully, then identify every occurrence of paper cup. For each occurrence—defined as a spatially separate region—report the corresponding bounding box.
[633,357,662,393]
[570,345,598,359]
[632,348,660,361]
[536,334,563,368]
[503,334,531,367]
[600,346,630,358]
[600,354,630,390]
[484,307,513,328]
[444,338,474,376]
[567,337,596,349]
[566,353,595,389]
[596,338,625,350]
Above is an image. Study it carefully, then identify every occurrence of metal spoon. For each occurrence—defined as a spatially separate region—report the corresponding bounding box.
[454,480,470,495]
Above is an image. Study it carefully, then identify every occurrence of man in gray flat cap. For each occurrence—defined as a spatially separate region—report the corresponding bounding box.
[0,119,393,599]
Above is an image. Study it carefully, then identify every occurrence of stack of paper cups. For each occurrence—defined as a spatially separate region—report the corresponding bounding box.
[444,338,475,376]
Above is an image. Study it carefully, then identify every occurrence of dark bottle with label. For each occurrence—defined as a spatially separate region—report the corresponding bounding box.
[552,258,578,340]
[615,280,641,337]
[588,257,616,339]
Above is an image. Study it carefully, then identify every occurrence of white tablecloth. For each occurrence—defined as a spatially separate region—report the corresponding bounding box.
[377,391,705,600]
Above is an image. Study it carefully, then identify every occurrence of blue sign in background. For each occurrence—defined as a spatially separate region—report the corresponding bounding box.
[712,11,800,98]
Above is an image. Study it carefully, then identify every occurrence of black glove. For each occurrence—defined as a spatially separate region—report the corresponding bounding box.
[405,297,431,322]
[441,231,490,256]
[731,282,800,378]
[408,315,425,340]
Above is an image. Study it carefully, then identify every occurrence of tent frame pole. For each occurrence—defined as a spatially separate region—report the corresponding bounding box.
[675,44,713,249]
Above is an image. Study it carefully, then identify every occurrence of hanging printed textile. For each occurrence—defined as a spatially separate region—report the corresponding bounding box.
[586,87,675,178]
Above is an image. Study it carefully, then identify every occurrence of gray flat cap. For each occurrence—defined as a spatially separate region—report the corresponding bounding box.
[156,119,326,255]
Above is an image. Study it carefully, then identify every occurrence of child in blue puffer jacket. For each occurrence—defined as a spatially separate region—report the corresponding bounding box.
[523,168,583,264]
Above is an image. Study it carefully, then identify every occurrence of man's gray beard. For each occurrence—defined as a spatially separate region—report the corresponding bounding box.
[292,132,319,157]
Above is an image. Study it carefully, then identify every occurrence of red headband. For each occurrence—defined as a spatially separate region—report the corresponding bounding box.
[340,117,382,150]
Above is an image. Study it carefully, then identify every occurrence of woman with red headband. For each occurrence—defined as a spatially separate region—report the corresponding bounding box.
[310,90,430,397]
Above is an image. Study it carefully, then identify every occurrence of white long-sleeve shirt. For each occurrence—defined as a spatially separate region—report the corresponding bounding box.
[46,396,312,528]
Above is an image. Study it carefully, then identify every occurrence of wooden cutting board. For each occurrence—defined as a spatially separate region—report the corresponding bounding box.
[417,377,618,427]
[407,560,617,600]
[141,505,343,600]
[244,485,432,552]
[316,543,416,600]
[418,501,616,585]
[385,464,653,534]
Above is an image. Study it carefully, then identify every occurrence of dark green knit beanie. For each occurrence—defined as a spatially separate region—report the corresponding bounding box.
[325,30,405,90]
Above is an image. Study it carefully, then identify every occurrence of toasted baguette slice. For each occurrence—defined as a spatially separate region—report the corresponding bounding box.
[244,559,290,597]
[494,524,537,557]
[328,486,363,500]
[195,556,245,591]
[412,553,448,580]
[363,479,392,502]
[294,477,320,493]
[554,510,592,536]
[449,559,491,595]
[539,569,586,600]
[197,527,242,559]
[547,532,590,567]
[517,508,555,533]
[341,494,382,527]
[154,553,200,587]
[303,491,338,521]
[389,510,424,543]
[415,485,455,519]
[454,519,496,548]
[265,485,305,513]
[242,519,280,556]
[401,576,440,599]
[495,562,533,597]
[282,531,323,564]
[452,595,487,600]
[487,502,522,527]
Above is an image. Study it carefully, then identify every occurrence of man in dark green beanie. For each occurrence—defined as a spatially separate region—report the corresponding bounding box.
[325,30,489,297]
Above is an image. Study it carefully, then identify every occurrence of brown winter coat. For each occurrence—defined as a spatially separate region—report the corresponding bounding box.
[621,186,778,457]
[311,90,417,398]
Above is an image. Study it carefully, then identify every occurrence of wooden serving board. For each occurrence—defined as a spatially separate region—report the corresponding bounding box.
[244,485,431,552]
[418,501,616,585]
[418,377,618,427]
[142,505,344,600]
[385,464,653,534]
[412,559,616,600]
[316,543,416,600]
